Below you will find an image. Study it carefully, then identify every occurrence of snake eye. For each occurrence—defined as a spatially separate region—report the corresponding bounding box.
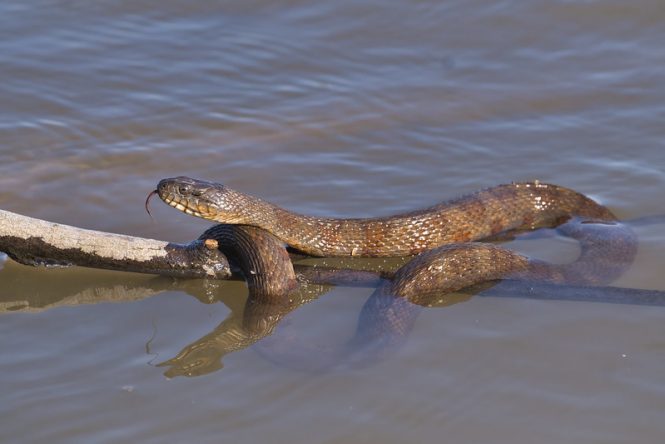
[178,185,191,195]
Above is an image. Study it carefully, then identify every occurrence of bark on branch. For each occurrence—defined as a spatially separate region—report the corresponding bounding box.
[0,209,231,279]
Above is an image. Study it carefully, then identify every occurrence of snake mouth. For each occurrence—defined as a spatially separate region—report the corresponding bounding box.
[161,194,209,218]
[145,188,211,219]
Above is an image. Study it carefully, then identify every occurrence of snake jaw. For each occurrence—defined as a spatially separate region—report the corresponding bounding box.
[159,193,208,219]
[160,194,226,221]
[165,197,199,217]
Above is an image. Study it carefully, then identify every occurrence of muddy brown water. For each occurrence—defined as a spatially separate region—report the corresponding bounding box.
[1,1,664,443]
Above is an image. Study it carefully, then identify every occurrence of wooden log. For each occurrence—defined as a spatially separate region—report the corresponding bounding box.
[0,209,231,279]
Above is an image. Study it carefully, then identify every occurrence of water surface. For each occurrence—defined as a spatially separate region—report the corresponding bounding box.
[1,1,664,443]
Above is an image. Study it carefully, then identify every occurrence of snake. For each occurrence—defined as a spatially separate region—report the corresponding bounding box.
[150,176,637,374]
[152,176,636,299]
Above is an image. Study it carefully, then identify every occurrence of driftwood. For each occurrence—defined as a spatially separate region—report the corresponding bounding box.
[0,209,231,279]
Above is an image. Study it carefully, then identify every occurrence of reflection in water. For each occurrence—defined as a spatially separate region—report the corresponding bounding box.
[156,283,665,378]
[157,282,329,377]
[3,257,665,378]
[158,281,463,377]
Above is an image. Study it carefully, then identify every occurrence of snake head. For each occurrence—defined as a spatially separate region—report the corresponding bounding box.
[156,176,252,224]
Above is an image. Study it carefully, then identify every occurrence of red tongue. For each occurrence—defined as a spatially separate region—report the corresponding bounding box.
[145,189,158,219]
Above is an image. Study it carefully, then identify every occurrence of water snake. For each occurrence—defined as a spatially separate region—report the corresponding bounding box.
[155,176,636,291]
[151,177,637,375]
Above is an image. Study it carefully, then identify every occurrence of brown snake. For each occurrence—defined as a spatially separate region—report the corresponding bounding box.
[153,176,636,302]
[151,177,637,374]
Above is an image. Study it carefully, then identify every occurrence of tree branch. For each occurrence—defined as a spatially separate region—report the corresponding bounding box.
[0,209,231,279]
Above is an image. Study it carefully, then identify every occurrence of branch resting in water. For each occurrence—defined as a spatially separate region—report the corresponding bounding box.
[0,208,231,279]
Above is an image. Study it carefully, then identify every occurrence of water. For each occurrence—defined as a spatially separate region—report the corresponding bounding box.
[1,1,664,443]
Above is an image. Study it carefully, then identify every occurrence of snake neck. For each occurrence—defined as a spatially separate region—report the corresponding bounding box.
[235,195,341,256]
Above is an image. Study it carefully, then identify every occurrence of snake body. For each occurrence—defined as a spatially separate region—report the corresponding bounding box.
[154,176,636,374]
